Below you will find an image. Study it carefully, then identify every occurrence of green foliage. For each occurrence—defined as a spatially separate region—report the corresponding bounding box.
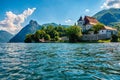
[94,8,120,26]
[45,25,55,34]
[118,31,120,38]
[42,25,59,39]
[41,26,46,30]
[25,25,65,42]
[34,30,46,42]
[114,25,120,31]
[92,23,104,34]
[111,34,118,42]
[24,24,83,43]
[54,26,67,37]
[66,25,82,42]
[24,34,33,43]
[54,36,60,41]
[44,34,51,40]
[41,25,66,40]
[51,30,59,39]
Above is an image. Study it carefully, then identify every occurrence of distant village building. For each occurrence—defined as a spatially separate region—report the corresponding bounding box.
[77,16,117,40]
[78,16,99,32]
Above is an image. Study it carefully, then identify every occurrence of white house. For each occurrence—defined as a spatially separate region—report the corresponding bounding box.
[77,16,117,39]
[99,26,117,38]
[77,16,99,32]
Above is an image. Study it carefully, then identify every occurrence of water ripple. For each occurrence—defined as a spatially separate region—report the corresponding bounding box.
[0,43,120,80]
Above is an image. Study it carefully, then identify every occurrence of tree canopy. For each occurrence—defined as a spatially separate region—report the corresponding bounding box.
[24,25,83,43]
[66,25,82,42]
[92,23,104,34]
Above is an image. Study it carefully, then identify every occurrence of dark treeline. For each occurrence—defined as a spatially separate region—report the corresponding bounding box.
[24,25,82,43]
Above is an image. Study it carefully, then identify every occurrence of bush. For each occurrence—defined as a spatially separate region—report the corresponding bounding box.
[92,23,104,34]
[111,35,118,42]
[66,25,82,42]
[44,34,51,40]
[54,36,60,41]
[24,34,32,43]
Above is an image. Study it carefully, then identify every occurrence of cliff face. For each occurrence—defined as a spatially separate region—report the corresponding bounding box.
[9,20,42,42]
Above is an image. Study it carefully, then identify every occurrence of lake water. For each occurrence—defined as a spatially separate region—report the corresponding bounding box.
[0,43,120,80]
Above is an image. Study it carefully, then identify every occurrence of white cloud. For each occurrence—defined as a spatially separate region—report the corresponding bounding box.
[65,19,72,23]
[101,0,120,9]
[85,9,90,12]
[0,8,36,34]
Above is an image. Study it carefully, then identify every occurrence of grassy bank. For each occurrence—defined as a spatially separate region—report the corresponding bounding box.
[97,40,110,43]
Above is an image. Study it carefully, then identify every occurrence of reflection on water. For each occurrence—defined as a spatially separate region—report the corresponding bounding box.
[0,43,120,80]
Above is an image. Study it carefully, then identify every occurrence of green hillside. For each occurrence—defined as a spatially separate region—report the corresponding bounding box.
[93,8,120,26]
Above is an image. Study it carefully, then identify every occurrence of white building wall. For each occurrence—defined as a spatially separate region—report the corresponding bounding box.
[99,30,107,34]
[78,20,85,32]
[85,25,92,30]
[78,21,92,32]
[112,30,117,35]
[99,30,112,38]
[99,30,118,38]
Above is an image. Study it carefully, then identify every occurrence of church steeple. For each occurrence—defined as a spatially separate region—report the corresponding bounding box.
[78,16,83,22]
[80,16,83,21]
[77,16,84,27]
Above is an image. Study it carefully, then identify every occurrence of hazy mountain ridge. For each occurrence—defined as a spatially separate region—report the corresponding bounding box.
[42,23,70,27]
[9,20,42,42]
[0,30,13,43]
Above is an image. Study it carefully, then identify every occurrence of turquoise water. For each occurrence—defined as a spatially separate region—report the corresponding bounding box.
[0,43,120,80]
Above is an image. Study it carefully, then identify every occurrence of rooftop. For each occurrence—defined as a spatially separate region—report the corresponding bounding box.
[84,16,99,25]
[103,26,117,31]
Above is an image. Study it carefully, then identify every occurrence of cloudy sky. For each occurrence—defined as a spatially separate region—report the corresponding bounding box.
[0,0,120,34]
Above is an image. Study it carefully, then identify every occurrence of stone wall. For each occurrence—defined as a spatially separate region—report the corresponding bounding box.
[82,34,111,41]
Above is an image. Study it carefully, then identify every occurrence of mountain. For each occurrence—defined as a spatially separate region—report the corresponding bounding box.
[42,23,70,28]
[93,8,120,26]
[9,20,70,43]
[9,20,42,42]
[0,30,13,43]
[42,23,59,27]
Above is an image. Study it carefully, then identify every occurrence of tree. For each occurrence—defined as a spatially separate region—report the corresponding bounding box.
[51,30,59,39]
[66,25,82,42]
[92,23,104,34]
[54,36,60,41]
[24,34,32,43]
[45,25,55,34]
[55,26,67,37]
[118,31,120,38]
[34,30,46,42]
[114,25,120,31]
[111,34,118,42]
[41,26,46,31]
[44,34,51,40]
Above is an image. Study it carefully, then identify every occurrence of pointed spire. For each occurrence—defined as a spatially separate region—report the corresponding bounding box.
[78,16,83,22]
[79,16,82,21]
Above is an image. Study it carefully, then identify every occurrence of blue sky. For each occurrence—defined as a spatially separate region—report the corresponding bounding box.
[0,0,119,34]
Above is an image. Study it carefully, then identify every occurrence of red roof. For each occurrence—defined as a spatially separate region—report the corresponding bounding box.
[78,16,117,31]
[84,16,99,25]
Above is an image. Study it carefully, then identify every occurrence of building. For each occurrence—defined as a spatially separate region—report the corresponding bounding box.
[77,16,99,32]
[77,16,117,39]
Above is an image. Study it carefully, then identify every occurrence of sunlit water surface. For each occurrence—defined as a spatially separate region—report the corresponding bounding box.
[0,43,120,80]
